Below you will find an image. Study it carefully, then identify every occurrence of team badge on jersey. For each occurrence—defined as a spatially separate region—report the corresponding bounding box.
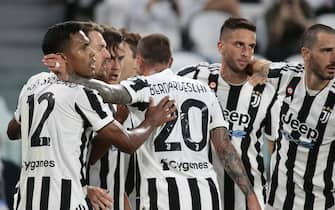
[250,90,262,108]
[320,106,332,124]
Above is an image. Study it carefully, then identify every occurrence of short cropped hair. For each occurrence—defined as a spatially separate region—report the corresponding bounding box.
[301,24,335,48]
[219,17,256,40]
[137,33,171,65]
[42,21,84,55]
[120,28,141,58]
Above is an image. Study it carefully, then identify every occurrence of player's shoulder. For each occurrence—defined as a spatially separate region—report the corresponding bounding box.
[330,79,335,94]
[268,62,304,78]
[176,62,220,76]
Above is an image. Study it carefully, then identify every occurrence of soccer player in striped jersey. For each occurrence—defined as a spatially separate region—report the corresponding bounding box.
[88,26,131,210]
[177,17,278,210]
[6,21,176,210]
[252,24,335,210]
[65,33,262,210]
[43,24,141,210]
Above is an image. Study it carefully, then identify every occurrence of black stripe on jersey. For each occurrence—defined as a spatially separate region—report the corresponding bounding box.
[268,77,301,206]
[166,177,180,210]
[83,88,107,119]
[60,179,71,210]
[26,177,34,210]
[283,94,315,210]
[113,151,121,210]
[188,178,201,210]
[324,140,335,209]
[176,66,199,78]
[125,154,136,195]
[241,85,266,189]
[85,197,94,210]
[75,104,92,186]
[135,155,141,210]
[148,178,158,210]
[130,102,149,112]
[304,91,335,209]
[15,186,21,210]
[224,85,242,210]
[268,68,282,78]
[206,178,219,210]
[40,176,50,210]
[99,151,109,189]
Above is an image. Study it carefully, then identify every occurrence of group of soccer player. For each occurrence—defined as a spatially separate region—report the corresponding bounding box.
[6,15,335,210]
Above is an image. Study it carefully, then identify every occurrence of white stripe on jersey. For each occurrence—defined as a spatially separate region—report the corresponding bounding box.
[177,62,277,210]
[140,177,222,210]
[267,62,335,210]
[120,68,227,210]
[14,72,114,210]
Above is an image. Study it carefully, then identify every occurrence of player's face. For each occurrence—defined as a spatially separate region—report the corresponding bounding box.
[66,31,96,78]
[119,43,138,81]
[88,31,110,78]
[218,29,256,73]
[304,32,335,81]
[104,44,125,84]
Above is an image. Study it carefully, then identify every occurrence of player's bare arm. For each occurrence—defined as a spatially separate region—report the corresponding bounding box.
[7,118,21,140]
[211,127,261,210]
[69,73,132,104]
[90,96,177,162]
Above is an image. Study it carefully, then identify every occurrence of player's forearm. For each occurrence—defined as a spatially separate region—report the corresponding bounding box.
[211,128,254,196]
[68,73,132,104]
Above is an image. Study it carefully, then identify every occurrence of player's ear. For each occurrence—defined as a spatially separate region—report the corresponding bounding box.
[301,47,310,62]
[217,40,224,54]
[168,57,173,68]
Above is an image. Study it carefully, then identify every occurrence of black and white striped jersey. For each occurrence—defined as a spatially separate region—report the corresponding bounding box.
[89,105,134,210]
[177,62,278,210]
[120,68,228,210]
[266,62,335,210]
[13,72,114,210]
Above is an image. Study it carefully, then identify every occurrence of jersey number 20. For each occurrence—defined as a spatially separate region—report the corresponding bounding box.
[154,99,208,152]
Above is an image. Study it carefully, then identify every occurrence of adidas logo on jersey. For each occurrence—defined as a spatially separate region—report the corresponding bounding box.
[222,110,250,126]
[281,113,319,140]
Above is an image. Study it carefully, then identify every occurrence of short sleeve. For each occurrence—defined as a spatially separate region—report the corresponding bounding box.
[120,77,151,104]
[209,93,228,130]
[75,87,114,131]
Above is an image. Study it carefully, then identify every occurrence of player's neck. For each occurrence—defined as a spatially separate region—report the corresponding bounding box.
[305,71,330,91]
[143,64,169,76]
[221,66,248,85]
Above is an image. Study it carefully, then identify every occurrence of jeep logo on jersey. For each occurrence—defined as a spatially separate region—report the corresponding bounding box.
[320,106,332,124]
[281,113,319,139]
[250,90,261,108]
[222,109,250,126]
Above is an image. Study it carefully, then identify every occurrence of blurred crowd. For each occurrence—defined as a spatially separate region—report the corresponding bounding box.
[63,0,335,62]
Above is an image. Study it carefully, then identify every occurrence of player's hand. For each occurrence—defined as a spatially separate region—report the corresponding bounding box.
[246,193,262,210]
[87,186,113,210]
[42,53,68,81]
[248,71,267,86]
[145,96,177,127]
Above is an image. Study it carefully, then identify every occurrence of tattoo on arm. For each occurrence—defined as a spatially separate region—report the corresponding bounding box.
[211,127,254,196]
[69,73,132,104]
